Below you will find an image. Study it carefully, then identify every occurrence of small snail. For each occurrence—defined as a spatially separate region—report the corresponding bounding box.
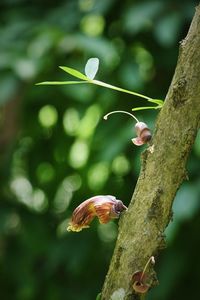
[104,110,152,146]
[67,195,127,232]
[132,256,155,294]
[132,122,152,146]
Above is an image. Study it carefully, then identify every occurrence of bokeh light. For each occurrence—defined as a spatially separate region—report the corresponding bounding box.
[80,14,105,37]
[97,221,118,243]
[87,162,109,190]
[36,162,55,184]
[69,140,89,168]
[10,176,48,212]
[38,105,58,128]
[112,155,130,176]
[77,104,101,139]
[63,108,80,136]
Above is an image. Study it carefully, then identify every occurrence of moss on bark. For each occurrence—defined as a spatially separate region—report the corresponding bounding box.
[101,4,200,300]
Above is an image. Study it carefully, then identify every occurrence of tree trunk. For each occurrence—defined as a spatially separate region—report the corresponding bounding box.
[101,4,200,300]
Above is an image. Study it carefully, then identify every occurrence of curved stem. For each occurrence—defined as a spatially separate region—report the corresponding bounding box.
[140,256,155,281]
[103,110,139,123]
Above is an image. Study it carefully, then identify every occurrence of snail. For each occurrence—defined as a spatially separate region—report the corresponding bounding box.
[67,195,127,232]
[104,110,152,146]
[132,121,152,146]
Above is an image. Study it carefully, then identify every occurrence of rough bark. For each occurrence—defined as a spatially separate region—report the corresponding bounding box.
[101,5,200,300]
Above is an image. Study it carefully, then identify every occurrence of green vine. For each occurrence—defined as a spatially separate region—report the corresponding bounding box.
[37,58,163,112]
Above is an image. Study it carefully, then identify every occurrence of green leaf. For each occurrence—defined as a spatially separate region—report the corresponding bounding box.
[36,81,88,86]
[132,106,160,111]
[59,66,89,81]
[37,64,161,104]
[85,57,99,80]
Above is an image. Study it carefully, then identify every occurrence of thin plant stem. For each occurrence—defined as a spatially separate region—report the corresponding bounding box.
[140,256,155,281]
[92,79,152,101]
[103,110,139,123]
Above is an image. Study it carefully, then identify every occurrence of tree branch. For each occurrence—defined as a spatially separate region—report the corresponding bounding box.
[101,4,200,300]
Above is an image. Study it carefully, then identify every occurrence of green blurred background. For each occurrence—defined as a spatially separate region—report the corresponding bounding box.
[0,0,200,299]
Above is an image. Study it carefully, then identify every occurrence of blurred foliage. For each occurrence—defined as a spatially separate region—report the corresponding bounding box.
[0,0,200,299]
